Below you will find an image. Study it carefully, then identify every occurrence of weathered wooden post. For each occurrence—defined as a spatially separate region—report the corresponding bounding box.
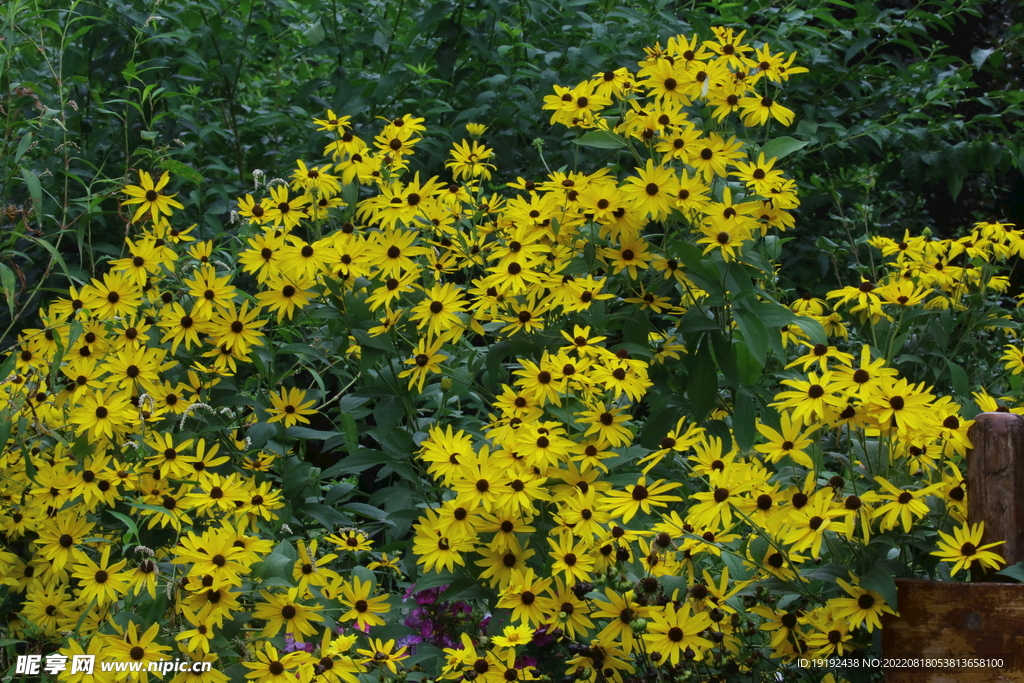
[881,412,1024,682]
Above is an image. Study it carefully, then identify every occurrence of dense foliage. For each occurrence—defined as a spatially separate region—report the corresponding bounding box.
[2,2,1024,683]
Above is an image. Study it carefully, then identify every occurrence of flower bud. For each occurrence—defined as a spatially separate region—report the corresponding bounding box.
[629,617,647,633]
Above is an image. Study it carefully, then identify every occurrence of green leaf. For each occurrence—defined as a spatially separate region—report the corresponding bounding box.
[247,422,278,450]
[342,502,395,525]
[860,564,898,609]
[789,315,827,346]
[573,130,627,150]
[107,510,139,541]
[735,342,763,386]
[441,577,494,601]
[709,331,739,389]
[994,561,1024,583]
[15,132,33,164]
[413,572,456,591]
[20,168,42,218]
[340,412,359,453]
[732,388,756,452]
[945,359,968,397]
[687,341,718,424]
[303,503,348,529]
[320,448,387,479]
[140,130,159,140]
[971,47,996,69]
[287,426,342,441]
[761,136,808,160]
[0,263,16,317]
[25,235,81,284]
[733,308,770,366]
[252,553,295,582]
[158,158,204,185]
[304,20,325,44]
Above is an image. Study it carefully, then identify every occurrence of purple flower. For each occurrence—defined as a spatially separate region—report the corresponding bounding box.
[531,626,553,647]
[283,634,314,654]
[516,655,538,669]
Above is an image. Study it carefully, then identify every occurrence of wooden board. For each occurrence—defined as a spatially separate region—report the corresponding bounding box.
[881,578,1024,682]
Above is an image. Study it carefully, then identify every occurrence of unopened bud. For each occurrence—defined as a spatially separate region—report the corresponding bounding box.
[629,617,647,633]
[440,377,453,391]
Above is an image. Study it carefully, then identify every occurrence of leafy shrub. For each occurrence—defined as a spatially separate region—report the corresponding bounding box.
[2,9,1024,683]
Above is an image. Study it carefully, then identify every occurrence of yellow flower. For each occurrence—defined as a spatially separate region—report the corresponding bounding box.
[931,521,1006,576]
[491,623,535,648]
[445,140,496,181]
[266,387,318,427]
[122,170,184,223]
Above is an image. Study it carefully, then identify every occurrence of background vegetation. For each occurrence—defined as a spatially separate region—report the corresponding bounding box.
[2,0,1022,348]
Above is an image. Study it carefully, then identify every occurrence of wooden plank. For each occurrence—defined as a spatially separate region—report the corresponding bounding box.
[967,412,1024,572]
[881,579,1024,682]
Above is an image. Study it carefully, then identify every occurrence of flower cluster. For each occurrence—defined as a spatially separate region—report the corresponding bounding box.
[0,24,1015,683]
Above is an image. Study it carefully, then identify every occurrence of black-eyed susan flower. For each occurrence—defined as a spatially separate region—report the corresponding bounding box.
[243,642,313,683]
[263,184,310,231]
[591,588,649,654]
[871,476,944,533]
[412,516,475,573]
[338,575,390,629]
[82,270,142,319]
[355,638,408,675]
[122,170,184,223]
[20,584,72,635]
[931,521,1006,576]
[70,385,136,441]
[830,577,897,632]
[496,568,552,628]
[256,272,316,322]
[601,476,682,523]
[620,160,679,221]
[754,412,815,469]
[446,139,496,181]
[209,300,266,354]
[253,587,324,641]
[643,601,713,665]
[103,621,173,682]
[398,337,445,392]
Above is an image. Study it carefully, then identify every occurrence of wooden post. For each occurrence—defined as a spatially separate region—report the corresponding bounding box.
[967,412,1024,571]
[881,412,1024,682]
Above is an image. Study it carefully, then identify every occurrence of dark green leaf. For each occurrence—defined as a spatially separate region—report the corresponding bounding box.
[761,136,808,160]
[573,130,627,150]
